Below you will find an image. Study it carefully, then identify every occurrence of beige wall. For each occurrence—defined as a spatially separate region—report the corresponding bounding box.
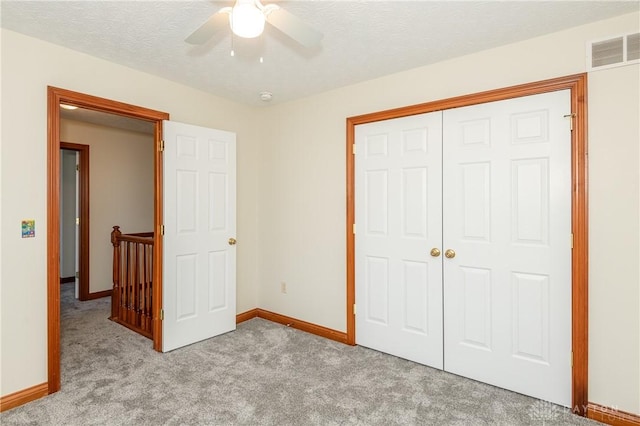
[0,29,260,396]
[588,64,640,412]
[256,12,640,414]
[60,119,154,293]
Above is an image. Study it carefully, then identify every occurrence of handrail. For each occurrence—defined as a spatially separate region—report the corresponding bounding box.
[126,232,154,238]
[118,234,155,245]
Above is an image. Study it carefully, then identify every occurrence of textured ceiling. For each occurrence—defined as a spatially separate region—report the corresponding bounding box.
[2,1,639,106]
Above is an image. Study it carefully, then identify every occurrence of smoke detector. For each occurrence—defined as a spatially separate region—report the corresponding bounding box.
[259,91,273,102]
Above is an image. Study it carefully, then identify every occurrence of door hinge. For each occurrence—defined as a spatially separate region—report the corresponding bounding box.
[75,271,79,279]
[160,309,164,321]
[571,351,573,368]
[352,223,356,234]
[353,304,357,315]
[75,217,80,225]
[161,225,165,235]
[352,144,356,155]
[563,113,576,131]
[571,233,574,249]
[76,164,79,171]
[160,140,165,152]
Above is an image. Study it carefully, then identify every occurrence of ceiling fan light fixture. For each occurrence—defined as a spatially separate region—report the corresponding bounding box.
[230,2,265,39]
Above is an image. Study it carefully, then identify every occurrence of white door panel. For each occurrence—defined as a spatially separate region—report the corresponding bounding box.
[163,120,236,352]
[443,90,572,406]
[355,112,444,368]
[354,90,572,406]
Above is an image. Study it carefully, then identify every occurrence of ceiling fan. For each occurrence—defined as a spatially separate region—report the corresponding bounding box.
[185,0,323,48]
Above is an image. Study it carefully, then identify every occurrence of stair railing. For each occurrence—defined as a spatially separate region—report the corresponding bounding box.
[110,225,154,339]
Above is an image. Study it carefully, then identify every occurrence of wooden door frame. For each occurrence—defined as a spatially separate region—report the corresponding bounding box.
[59,142,91,300]
[47,86,169,393]
[345,74,588,415]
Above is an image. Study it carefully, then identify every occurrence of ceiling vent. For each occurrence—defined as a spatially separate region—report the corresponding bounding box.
[588,32,640,71]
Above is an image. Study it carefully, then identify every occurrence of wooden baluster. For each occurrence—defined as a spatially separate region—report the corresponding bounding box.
[135,242,141,327]
[128,242,134,325]
[111,226,122,320]
[150,242,154,335]
[149,241,154,335]
[143,243,150,333]
[120,241,131,323]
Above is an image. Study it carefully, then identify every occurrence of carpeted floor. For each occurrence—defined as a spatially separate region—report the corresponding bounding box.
[1,285,601,425]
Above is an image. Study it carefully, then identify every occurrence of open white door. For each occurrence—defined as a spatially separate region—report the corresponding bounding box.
[162,120,236,352]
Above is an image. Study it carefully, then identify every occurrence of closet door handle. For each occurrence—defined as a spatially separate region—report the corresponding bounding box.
[444,249,456,259]
[430,248,441,257]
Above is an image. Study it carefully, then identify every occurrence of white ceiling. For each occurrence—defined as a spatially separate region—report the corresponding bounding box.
[60,107,156,135]
[2,1,638,107]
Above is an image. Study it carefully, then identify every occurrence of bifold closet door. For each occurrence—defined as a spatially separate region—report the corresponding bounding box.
[442,90,572,406]
[355,111,444,368]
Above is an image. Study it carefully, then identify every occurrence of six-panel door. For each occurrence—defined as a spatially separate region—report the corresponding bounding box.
[162,120,237,352]
[355,112,444,368]
[354,90,572,406]
[442,90,572,406]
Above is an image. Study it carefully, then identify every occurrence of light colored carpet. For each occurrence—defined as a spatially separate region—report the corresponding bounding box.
[1,285,601,425]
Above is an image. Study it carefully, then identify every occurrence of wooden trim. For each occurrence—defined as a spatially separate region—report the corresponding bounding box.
[236,308,259,323]
[47,88,62,394]
[60,277,74,284]
[60,141,90,301]
[235,308,348,344]
[0,383,48,413]
[86,289,112,300]
[345,74,589,415]
[587,403,640,426]
[152,121,164,352]
[346,119,356,346]
[570,76,589,416]
[48,86,169,394]
[255,309,349,344]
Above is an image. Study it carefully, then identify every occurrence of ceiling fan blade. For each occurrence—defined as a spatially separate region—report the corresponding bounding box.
[185,8,231,45]
[265,6,323,48]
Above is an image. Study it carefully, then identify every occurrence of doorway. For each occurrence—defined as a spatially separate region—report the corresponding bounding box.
[47,87,169,394]
[345,74,588,415]
[60,142,90,300]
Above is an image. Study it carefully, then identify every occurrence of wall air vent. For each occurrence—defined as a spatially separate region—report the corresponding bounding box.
[588,33,640,71]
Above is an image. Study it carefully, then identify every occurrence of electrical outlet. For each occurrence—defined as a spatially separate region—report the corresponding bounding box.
[280,282,287,294]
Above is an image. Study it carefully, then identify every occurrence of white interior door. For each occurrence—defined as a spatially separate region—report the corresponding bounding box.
[355,112,444,368]
[162,120,236,352]
[442,90,572,406]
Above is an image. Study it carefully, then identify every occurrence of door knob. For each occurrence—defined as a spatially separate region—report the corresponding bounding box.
[430,248,441,257]
[228,238,237,245]
[444,249,456,259]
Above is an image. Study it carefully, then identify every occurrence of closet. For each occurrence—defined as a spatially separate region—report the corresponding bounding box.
[354,90,572,406]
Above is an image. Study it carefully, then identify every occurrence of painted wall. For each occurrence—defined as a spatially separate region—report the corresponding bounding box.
[60,119,154,293]
[60,150,77,279]
[588,64,640,414]
[256,12,640,414]
[0,29,260,396]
